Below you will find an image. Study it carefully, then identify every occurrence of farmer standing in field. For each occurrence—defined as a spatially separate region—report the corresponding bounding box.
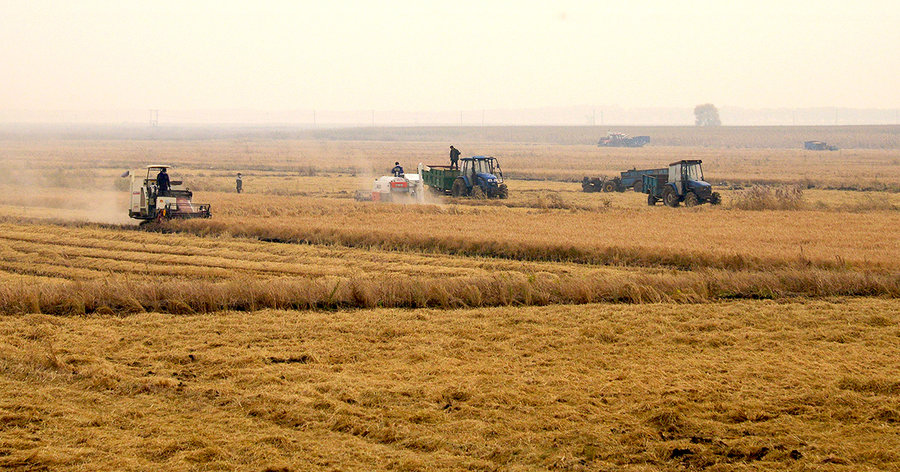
[236,173,243,193]
[449,145,460,170]
[392,162,404,177]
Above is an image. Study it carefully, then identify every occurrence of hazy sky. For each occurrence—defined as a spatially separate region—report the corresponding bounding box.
[2,0,898,114]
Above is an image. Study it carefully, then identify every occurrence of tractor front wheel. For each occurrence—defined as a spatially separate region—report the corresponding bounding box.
[498,183,508,199]
[663,187,680,207]
[709,192,722,205]
[451,178,467,197]
[471,185,486,199]
[684,191,699,207]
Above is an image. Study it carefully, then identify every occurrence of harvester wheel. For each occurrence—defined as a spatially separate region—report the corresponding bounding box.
[451,178,467,197]
[471,185,486,199]
[498,183,508,199]
[663,187,680,207]
[647,194,658,206]
[684,191,699,207]
[633,180,643,193]
[602,181,616,193]
[709,192,722,205]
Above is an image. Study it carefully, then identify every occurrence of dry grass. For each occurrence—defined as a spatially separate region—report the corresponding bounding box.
[0,298,897,471]
[0,133,898,470]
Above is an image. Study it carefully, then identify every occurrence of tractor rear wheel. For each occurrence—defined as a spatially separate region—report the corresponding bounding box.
[633,180,643,193]
[471,185,486,199]
[663,187,680,207]
[684,191,699,207]
[451,178,467,197]
[498,183,508,199]
[602,181,616,192]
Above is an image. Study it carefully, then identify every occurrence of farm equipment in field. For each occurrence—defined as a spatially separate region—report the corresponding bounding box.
[597,132,650,148]
[643,160,721,207]
[355,173,424,203]
[420,156,508,199]
[582,167,668,193]
[128,165,211,222]
[804,141,839,151]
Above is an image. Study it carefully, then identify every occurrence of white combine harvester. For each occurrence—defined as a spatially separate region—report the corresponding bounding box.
[355,169,425,203]
[128,165,211,223]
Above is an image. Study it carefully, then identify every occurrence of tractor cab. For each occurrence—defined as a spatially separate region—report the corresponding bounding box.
[669,160,711,195]
[461,156,504,186]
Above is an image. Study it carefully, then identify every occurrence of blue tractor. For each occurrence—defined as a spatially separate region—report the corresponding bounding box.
[450,156,508,199]
[643,160,721,207]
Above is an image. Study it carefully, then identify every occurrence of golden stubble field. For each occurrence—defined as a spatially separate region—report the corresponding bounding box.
[0,127,898,471]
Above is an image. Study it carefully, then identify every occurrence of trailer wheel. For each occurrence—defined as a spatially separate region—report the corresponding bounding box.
[633,180,643,193]
[663,187,680,207]
[451,178,467,197]
[684,191,699,207]
[602,181,616,192]
[648,194,658,206]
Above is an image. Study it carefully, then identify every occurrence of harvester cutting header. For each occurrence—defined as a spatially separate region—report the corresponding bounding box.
[129,165,211,223]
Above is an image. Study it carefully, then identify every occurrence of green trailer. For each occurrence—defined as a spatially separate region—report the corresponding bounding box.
[419,165,460,195]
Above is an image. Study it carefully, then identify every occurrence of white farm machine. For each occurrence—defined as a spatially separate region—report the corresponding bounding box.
[355,172,425,203]
[129,165,211,223]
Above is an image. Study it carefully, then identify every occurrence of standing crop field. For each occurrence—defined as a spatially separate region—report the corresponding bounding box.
[0,127,898,471]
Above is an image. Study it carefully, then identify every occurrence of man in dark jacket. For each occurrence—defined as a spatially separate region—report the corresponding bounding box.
[157,168,171,195]
[391,162,404,177]
[449,145,460,170]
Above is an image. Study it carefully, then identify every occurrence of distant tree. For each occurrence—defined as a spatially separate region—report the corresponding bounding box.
[694,103,721,126]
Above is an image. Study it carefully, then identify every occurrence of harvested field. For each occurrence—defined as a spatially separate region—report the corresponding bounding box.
[0,129,898,471]
[0,298,897,471]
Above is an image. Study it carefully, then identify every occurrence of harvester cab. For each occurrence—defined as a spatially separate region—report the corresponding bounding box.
[643,160,721,207]
[129,165,211,222]
[453,156,508,199]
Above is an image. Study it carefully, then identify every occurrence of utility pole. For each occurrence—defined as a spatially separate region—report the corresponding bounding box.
[149,109,159,127]
[371,109,375,127]
[592,109,596,126]
[482,109,485,127]
[459,111,463,125]
[313,110,316,128]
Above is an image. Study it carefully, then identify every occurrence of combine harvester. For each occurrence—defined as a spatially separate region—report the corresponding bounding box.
[356,173,424,203]
[128,165,211,223]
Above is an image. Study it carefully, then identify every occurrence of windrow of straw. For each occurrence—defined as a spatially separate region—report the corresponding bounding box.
[1,268,896,316]
[169,217,882,272]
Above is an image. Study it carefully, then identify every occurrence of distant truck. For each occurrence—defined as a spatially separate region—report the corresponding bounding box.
[420,156,508,199]
[597,132,650,148]
[583,167,668,193]
[643,160,721,207]
[804,141,839,151]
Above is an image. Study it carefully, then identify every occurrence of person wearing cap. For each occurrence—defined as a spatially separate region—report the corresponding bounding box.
[391,162,404,177]
[236,173,243,193]
[449,145,460,170]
